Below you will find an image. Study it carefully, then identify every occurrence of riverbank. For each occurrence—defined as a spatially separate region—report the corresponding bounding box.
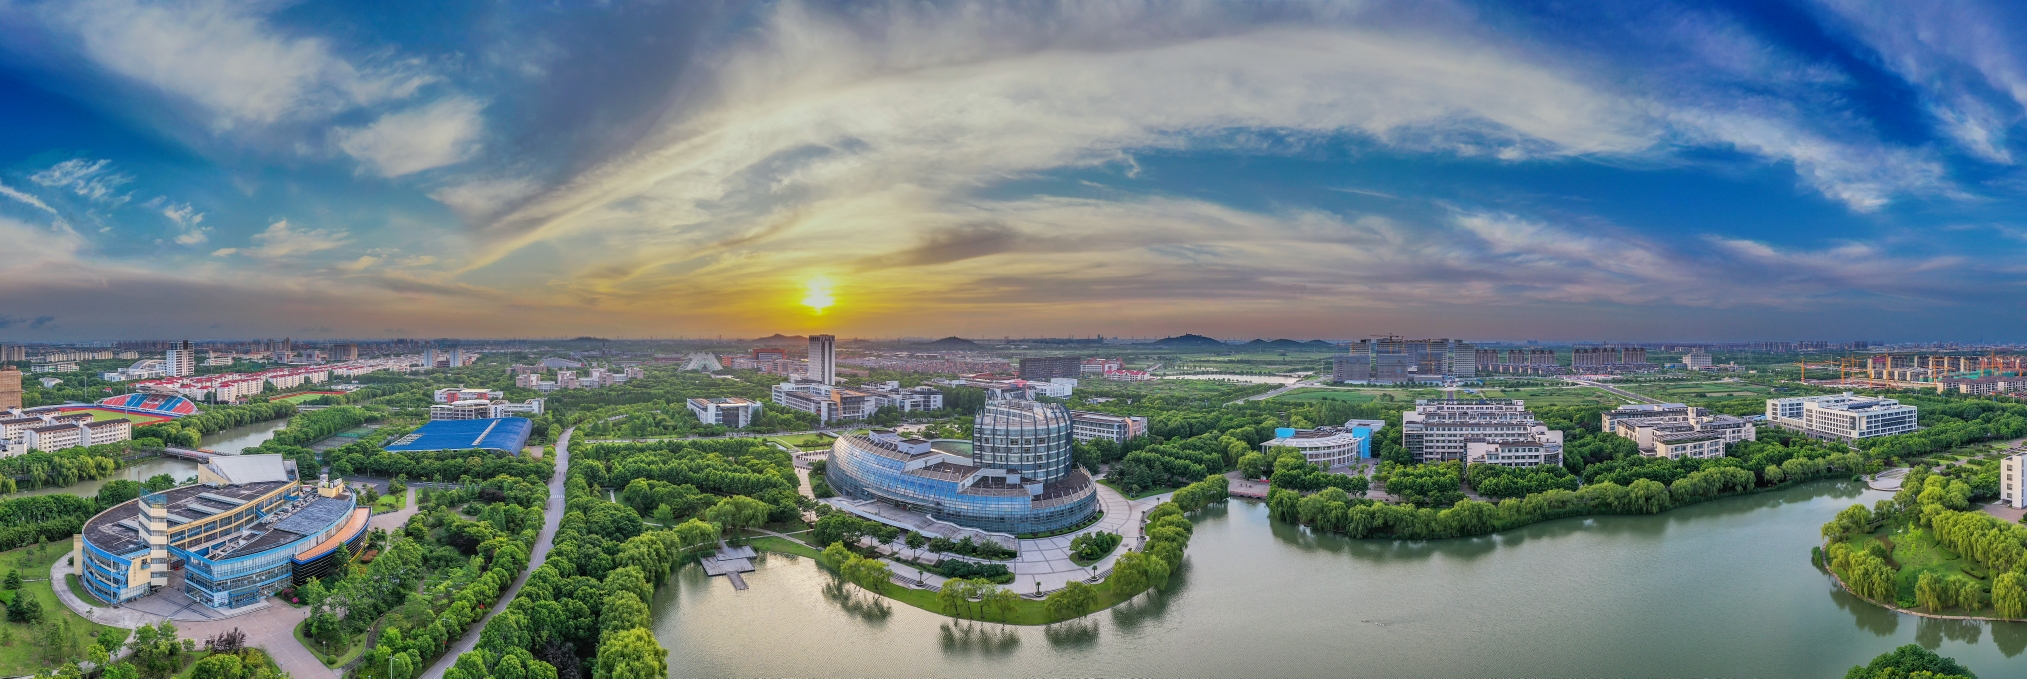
[1822,554,2027,624]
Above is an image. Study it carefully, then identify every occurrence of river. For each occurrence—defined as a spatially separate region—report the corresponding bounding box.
[651,481,2027,677]
[9,418,290,499]
[1157,374,1302,384]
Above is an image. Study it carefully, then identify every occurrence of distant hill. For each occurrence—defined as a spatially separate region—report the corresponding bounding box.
[750,333,807,345]
[1239,338,1340,351]
[914,336,980,349]
[1154,334,1228,347]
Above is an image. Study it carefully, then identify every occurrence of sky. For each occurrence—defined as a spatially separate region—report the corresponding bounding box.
[4,0,2027,343]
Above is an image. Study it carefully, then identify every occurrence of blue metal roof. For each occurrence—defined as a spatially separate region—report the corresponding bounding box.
[383,417,532,454]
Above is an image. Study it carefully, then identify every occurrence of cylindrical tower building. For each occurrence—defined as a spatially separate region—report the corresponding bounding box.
[972,399,1074,482]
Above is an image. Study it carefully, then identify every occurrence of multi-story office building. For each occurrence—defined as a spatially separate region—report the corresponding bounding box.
[1401,399,1563,465]
[1018,356,1083,381]
[687,397,762,428]
[428,398,545,420]
[806,335,837,385]
[772,379,875,422]
[1684,350,1713,370]
[2001,453,2024,509]
[1067,410,1147,444]
[77,455,368,610]
[1765,393,1918,441]
[165,340,196,377]
[22,419,131,452]
[1331,353,1370,382]
[857,382,945,412]
[1603,403,1755,459]
[825,400,1096,534]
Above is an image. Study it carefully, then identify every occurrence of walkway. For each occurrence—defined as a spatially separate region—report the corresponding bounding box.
[419,427,573,679]
[875,482,1165,596]
[368,487,420,534]
[178,604,328,679]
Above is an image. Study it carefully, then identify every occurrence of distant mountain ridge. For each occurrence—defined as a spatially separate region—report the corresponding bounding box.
[913,336,980,348]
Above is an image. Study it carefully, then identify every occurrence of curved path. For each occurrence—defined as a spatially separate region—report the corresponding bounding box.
[419,427,572,679]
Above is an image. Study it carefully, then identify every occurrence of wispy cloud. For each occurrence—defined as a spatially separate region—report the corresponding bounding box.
[38,0,437,129]
[30,158,132,205]
[216,220,351,261]
[0,182,57,214]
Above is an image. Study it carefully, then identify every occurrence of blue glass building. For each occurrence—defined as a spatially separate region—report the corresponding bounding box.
[825,399,1097,534]
[74,455,370,610]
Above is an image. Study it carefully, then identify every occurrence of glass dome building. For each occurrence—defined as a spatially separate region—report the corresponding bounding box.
[825,399,1096,534]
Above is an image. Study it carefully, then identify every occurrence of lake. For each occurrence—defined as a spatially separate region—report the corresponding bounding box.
[9,417,289,499]
[652,481,2027,677]
[1158,374,1302,384]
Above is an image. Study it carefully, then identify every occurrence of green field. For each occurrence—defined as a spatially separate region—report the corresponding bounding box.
[64,408,169,424]
[1621,381,1775,399]
[271,391,346,405]
[770,433,835,450]
[1271,386,1630,407]
[0,544,129,675]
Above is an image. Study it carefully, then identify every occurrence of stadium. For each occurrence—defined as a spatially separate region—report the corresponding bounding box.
[73,455,369,610]
[384,417,533,454]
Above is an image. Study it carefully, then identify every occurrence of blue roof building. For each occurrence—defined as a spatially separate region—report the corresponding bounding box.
[383,417,533,454]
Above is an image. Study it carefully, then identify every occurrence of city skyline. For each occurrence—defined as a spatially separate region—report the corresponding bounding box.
[8,2,2027,340]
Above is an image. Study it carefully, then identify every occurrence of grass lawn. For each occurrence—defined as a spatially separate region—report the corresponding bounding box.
[294,620,368,667]
[63,573,92,604]
[1832,520,1997,616]
[373,492,407,513]
[770,433,835,449]
[1098,479,1176,500]
[1272,389,1379,403]
[271,391,347,405]
[63,408,171,425]
[0,544,129,675]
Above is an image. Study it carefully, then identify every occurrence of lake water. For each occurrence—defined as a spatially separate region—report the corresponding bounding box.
[1157,374,1302,384]
[651,481,2027,677]
[9,418,288,499]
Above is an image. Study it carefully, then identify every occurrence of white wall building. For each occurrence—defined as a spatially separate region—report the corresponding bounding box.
[1999,453,2023,510]
[1402,399,1563,465]
[807,334,836,385]
[1765,393,1918,441]
[1260,425,1368,469]
[1068,410,1147,444]
[687,397,762,428]
[165,340,197,377]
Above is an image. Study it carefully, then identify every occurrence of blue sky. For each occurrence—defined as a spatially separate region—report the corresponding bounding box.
[3,0,2026,341]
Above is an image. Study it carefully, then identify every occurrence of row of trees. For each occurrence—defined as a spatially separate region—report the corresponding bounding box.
[1823,467,2027,619]
[0,446,124,493]
[266,406,374,447]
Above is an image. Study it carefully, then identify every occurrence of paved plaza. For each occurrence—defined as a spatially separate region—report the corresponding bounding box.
[878,482,1167,595]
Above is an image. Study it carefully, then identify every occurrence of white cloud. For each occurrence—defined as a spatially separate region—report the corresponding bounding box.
[1666,109,1953,211]
[429,176,539,220]
[0,182,57,214]
[41,0,437,128]
[147,198,210,244]
[337,97,487,177]
[1812,0,2027,164]
[29,158,132,205]
[219,220,350,261]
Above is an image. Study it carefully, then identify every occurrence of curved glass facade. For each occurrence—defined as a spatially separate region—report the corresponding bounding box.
[825,418,1097,535]
[973,400,1074,482]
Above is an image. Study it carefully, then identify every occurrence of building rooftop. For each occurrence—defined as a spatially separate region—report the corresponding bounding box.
[204,455,293,485]
[384,417,532,454]
[82,481,294,556]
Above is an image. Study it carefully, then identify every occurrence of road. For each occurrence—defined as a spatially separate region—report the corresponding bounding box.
[1564,378,1659,404]
[1230,379,1320,404]
[419,427,573,679]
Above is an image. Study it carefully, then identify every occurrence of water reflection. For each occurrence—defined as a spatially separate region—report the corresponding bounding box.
[1829,581,1901,637]
[1041,619,1099,648]
[937,621,1020,656]
[1992,621,2027,658]
[819,577,893,623]
[1916,616,1984,647]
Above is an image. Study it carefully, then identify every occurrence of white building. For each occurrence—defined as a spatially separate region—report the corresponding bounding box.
[20,419,130,453]
[1260,425,1368,469]
[1032,378,1077,398]
[1683,351,1713,370]
[1401,399,1563,465]
[1765,393,1918,441]
[1604,403,1756,458]
[2001,453,2023,509]
[807,334,836,385]
[429,398,545,421]
[434,387,503,403]
[1068,411,1147,444]
[1464,438,1562,467]
[165,341,197,377]
[687,397,762,428]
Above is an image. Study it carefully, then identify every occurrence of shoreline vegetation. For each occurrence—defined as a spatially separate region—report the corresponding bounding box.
[1818,465,2027,623]
[753,475,1229,626]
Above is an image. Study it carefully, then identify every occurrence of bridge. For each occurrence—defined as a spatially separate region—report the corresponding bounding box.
[161,447,219,462]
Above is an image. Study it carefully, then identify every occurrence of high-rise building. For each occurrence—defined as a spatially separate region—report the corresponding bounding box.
[1683,350,1713,370]
[449,348,466,368]
[1018,356,1082,381]
[422,346,439,369]
[332,344,358,361]
[807,334,836,385]
[2000,453,2023,510]
[0,345,25,362]
[164,340,196,377]
[0,367,20,410]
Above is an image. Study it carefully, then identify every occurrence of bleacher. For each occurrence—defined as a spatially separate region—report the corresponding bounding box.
[97,393,198,418]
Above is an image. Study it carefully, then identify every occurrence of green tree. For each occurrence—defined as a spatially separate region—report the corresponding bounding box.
[1916,571,1947,613]
[1043,581,1097,622]
[702,495,772,537]
[188,653,243,679]
[1843,644,1976,679]
[594,628,669,679]
[3,569,19,590]
[1991,572,2026,619]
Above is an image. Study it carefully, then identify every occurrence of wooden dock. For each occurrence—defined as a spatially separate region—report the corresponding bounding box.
[699,542,757,590]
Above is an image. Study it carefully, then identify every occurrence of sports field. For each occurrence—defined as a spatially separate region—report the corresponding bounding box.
[53,407,172,425]
[272,390,348,404]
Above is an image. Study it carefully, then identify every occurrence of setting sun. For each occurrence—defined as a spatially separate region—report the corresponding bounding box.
[801,277,835,315]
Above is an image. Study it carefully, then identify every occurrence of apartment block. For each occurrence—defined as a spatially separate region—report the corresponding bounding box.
[1401,399,1562,466]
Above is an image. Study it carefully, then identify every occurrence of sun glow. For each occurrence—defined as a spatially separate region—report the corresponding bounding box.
[801,278,835,315]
